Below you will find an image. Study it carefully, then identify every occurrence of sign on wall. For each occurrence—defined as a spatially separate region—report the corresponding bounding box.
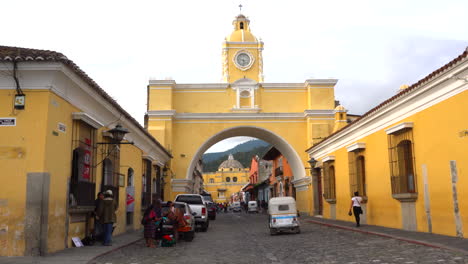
[126,186,135,212]
[82,138,92,180]
[0,118,16,126]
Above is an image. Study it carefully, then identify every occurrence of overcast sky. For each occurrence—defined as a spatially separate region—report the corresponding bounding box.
[3,0,467,152]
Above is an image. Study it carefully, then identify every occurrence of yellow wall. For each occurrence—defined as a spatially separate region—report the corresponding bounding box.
[315,89,468,237]
[0,90,51,256]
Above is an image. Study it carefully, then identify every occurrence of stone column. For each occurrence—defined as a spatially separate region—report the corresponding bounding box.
[311,168,320,216]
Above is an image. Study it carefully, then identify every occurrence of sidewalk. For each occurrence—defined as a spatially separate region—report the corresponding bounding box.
[0,230,143,264]
[304,215,468,255]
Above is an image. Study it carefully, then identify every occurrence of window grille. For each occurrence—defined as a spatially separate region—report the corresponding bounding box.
[348,150,366,197]
[323,161,336,200]
[69,120,96,207]
[388,129,416,194]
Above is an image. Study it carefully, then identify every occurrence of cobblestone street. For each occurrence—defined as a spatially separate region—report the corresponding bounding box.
[92,212,468,264]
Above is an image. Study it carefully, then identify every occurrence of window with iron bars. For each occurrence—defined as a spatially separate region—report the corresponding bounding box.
[323,161,336,201]
[69,120,97,207]
[348,150,367,197]
[388,129,416,194]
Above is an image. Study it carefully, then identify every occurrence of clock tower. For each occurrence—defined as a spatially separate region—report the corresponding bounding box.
[222,14,264,83]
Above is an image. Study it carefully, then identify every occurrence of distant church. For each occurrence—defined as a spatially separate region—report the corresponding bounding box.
[203,154,250,203]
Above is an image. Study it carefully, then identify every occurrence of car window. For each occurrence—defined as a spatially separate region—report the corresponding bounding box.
[175,195,203,205]
[278,204,289,211]
[202,195,213,202]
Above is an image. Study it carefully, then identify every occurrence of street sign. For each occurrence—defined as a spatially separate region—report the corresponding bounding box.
[0,118,16,126]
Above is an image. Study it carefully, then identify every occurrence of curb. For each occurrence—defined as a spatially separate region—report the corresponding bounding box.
[306,219,468,255]
[87,238,144,264]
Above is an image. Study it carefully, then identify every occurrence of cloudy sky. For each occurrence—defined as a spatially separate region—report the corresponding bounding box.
[3,0,467,152]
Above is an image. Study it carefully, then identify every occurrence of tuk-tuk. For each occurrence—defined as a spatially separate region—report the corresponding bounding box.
[248,201,259,213]
[268,197,300,235]
[231,201,241,212]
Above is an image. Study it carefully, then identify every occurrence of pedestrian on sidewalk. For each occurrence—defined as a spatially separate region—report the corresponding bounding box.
[93,192,105,241]
[97,190,117,246]
[143,200,162,248]
[348,191,363,227]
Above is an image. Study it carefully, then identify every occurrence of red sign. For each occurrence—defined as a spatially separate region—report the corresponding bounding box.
[82,138,92,180]
[126,193,135,206]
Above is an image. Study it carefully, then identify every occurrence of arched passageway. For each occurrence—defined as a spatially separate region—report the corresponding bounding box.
[186,126,306,182]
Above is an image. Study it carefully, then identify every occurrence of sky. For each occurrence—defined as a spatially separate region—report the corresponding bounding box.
[2,0,467,152]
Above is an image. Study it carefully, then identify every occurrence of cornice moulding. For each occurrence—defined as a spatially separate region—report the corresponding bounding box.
[72,112,104,129]
[148,80,176,86]
[174,112,306,120]
[175,83,229,89]
[306,79,339,85]
[304,110,335,117]
[346,143,366,152]
[385,122,414,135]
[146,110,176,117]
[322,156,335,163]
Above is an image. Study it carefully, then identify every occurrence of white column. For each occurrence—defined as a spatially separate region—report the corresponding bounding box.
[236,89,240,108]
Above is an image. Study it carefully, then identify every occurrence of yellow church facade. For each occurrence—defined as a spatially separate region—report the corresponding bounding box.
[306,48,468,238]
[146,14,342,214]
[202,154,249,203]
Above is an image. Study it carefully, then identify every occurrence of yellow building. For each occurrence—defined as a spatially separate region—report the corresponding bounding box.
[306,48,468,238]
[146,13,344,214]
[203,154,249,203]
[0,46,171,256]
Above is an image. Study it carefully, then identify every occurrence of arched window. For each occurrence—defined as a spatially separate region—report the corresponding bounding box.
[240,22,244,29]
[233,177,238,182]
[397,140,415,193]
[226,177,231,182]
[127,168,134,186]
[209,178,214,183]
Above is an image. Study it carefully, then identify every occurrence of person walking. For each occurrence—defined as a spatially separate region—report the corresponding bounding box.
[143,200,162,248]
[97,190,117,246]
[348,191,363,227]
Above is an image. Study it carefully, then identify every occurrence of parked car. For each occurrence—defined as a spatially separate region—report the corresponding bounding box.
[201,193,216,220]
[175,194,209,232]
[161,201,196,242]
[231,201,241,212]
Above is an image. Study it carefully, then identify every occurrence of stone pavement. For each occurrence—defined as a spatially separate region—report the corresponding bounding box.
[1,216,468,264]
[0,230,143,264]
[304,215,468,255]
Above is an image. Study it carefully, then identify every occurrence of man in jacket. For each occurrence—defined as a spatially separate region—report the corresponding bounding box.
[97,190,117,246]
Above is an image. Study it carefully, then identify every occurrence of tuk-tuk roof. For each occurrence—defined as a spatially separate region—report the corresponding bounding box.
[268,197,297,215]
[268,196,296,205]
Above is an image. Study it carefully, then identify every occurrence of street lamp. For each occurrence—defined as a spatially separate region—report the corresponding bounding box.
[307,157,317,168]
[107,124,129,143]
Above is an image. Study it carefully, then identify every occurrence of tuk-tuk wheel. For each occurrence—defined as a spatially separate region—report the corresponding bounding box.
[295,227,301,234]
[270,228,277,235]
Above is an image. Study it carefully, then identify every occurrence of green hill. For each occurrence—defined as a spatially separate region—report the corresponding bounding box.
[202,139,271,172]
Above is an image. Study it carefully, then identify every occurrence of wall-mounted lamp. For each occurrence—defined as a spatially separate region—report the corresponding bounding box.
[97,124,133,145]
[306,157,317,170]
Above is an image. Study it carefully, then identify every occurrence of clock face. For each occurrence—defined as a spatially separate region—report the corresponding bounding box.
[236,53,251,67]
